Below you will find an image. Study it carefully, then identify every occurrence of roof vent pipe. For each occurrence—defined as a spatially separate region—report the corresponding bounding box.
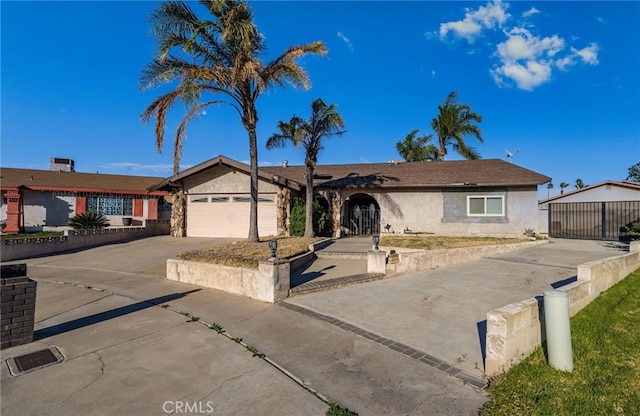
[282,160,288,168]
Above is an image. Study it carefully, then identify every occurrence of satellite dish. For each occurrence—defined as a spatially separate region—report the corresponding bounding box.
[505,148,520,161]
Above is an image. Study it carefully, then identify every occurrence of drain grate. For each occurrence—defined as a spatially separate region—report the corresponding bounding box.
[6,347,64,375]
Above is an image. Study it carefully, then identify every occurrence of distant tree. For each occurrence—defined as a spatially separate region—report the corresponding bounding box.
[266,98,345,237]
[430,91,483,160]
[140,0,327,242]
[396,129,439,162]
[575,178,586,189]
[547,182,554,198]
[627,162,640,182]
[560,182,569,194]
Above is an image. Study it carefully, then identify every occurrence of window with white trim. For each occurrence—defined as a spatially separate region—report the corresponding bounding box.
[189,196,209,203]
[467,195,504,216]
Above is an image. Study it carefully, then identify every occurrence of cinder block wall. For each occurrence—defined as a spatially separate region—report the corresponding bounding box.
[1,264,37,349]
[485,241,640,377]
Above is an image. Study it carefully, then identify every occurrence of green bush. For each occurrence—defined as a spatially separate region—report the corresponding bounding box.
[289,198,327,236]
[622,220,640,240]
[326,402,358,416]
[68,212,110,229]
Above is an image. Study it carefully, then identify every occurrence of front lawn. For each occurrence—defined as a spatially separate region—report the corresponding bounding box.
[178,236,324,269]
[481,267,640,415]
[380,235,529,250]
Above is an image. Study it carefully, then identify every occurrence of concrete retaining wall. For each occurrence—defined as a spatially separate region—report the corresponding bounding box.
[1,220,170,261]
[381,239,548,276]
[167,259,290,303]
[485,240,640,377]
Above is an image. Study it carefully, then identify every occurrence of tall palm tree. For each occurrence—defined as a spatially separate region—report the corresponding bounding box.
[139,0,327,242]
[547,182,554,198]
[430,91,483,160]
[396,129,439,162]
[560,182,569,194]
[575,178,586,189]
[266,98,345,237]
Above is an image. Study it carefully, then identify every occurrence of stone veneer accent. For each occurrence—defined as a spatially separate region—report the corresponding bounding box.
[485,240,640,377]
[1,264,37,349]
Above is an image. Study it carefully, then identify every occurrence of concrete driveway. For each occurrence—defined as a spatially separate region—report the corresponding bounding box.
[1,236,627,415]
[285,238,628,376]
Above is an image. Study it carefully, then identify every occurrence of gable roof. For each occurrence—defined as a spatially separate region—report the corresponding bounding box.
[262,159,550,188]
[0,167,167,195]
[147,155,302,192]
[538,180,640,204]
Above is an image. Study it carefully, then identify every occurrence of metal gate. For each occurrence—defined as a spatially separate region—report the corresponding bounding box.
[549,201,640,241]
[345,204,380,236]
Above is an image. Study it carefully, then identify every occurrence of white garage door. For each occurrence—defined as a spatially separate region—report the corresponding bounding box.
[186,194,277,238]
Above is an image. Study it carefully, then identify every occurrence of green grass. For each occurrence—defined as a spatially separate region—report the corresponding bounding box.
[482,267,640,415]
[1,231,64,239]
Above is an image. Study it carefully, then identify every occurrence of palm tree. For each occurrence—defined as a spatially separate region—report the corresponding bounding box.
[575,178,586,189]
[139,0,327,242]
[430,91,483,160]
[396,129,439,162]
[266,98,345,237]
[560,182,569,194]
[547,182,554,198]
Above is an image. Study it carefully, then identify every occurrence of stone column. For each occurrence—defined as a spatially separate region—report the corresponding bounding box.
[4,190,22,234]
[330,190,343,238]
[276,187,291,237]
[170,189,186,237]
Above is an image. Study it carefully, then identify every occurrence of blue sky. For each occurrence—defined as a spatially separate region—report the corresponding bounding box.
[2,1,639,200]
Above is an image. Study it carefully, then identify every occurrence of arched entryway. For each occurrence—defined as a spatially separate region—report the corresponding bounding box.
[343,193,380,236]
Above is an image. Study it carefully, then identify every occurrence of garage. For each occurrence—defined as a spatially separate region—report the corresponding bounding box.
[186,193,278,238]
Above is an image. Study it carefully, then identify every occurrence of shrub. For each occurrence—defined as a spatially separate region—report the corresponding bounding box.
[289,198,327,236]
[622,220,640,240]
[68,212,110,229]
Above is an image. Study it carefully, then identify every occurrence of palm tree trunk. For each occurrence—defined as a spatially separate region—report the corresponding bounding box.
[305,165,314,237]
[244,107,260,243]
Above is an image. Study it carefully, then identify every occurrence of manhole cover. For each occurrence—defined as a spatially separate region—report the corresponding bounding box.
[6,347,64,376]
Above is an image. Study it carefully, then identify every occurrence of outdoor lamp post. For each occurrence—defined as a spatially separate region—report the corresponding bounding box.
[372,235,380,252]
[269,239,278,261]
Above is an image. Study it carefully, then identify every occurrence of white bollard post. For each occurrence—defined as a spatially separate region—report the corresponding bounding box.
[543,290,573,372]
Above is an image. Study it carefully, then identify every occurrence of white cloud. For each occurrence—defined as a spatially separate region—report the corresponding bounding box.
[431,70,436,77]
[439,0,510,43]
[337,31,354,51]
[572,43,599,65]
[491,60,552,91]
[98,162,174,175]
[438,1,600,91]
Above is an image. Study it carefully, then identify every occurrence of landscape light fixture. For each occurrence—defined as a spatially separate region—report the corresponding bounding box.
[269,239,278,260]
[372,235,380,252]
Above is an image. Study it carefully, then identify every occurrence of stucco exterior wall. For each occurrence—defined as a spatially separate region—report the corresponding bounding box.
[341,186,539,238]
[182,165,280,194]
[22,191,74,227]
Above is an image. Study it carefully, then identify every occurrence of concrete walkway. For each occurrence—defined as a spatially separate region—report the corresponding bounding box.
[1,236,490,416]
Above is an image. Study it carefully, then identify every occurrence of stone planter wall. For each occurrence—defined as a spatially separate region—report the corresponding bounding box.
[166,259,290,303]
